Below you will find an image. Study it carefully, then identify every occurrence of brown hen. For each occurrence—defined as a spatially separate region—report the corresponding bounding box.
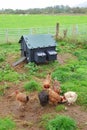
[9,90,29,108]
[52,79,61,94]
[43,73,52,89]
[48,88,62,105]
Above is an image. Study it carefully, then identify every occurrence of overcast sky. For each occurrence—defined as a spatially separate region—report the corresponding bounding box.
[0,0,86,9]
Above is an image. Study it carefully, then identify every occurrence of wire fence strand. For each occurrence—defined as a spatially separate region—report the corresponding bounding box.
[0,24,87,43]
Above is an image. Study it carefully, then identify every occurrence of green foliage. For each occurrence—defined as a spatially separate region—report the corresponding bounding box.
[0,43,20,53]
[55,105,65,112]
[0,64,22,82]
[0,85,4,96]
[18,73,28,81]
[46,115,77,130]
[0,117,16,130]
[0,51,7,62]
[77,92,87,108]
[0,85,7,96]
[73,49,87,61]
[3,72,20,82]
[24,80,41,92]
[52,53,87,107]
[25,61,58,78]
[52,59,86,83]
[25,62,39,75]
[0,82,10,96]
[39,114,53,128]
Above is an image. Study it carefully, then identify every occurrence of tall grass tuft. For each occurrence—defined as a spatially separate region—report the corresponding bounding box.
[0,117,16,130]
[46,115,77,130]
[24,80,41,92]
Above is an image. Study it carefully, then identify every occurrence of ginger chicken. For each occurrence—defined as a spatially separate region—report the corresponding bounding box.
[48,88,62,105]
[9,90,29,108]
[52,79,61,94]
[63,91,78,105]
[43,73,51,89]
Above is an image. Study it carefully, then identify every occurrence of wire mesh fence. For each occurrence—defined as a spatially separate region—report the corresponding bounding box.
[0,24,87,43]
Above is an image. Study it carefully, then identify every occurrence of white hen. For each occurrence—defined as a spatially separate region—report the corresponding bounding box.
[64,91,78,105]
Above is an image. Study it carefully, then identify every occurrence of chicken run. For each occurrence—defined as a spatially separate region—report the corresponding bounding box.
[8,73,78,110]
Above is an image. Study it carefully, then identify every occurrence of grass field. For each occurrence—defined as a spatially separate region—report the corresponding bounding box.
[0,14,87,28]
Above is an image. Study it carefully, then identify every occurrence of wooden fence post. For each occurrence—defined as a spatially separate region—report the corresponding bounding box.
[56,23,59,39]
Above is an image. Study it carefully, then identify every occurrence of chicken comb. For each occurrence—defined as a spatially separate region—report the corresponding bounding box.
[15,90,19,94]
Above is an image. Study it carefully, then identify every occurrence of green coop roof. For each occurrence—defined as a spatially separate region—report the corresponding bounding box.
[22,34,56,49]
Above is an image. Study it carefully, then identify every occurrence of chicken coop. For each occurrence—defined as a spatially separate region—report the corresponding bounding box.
[19,34,57,64]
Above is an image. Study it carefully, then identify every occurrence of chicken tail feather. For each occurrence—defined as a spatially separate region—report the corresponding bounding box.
[26,96,29,102]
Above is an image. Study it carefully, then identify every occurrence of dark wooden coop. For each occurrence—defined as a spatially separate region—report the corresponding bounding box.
[19,34,57,64]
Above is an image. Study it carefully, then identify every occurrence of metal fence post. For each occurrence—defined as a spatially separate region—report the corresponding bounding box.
[5,29,8,43]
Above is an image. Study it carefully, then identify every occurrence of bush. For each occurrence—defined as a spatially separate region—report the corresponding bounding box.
[0,117,16,130]
[24,80,41,92]
[46,115,77,130]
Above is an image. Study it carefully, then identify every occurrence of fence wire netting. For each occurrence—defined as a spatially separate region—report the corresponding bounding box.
[0,24,87,43]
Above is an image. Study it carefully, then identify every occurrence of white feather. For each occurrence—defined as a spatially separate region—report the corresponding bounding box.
[64,91,78,104]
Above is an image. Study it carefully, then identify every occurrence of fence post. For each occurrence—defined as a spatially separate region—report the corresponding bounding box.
[56,23,59,39]
[18,28,21,36]
[5,29,8,43]
[48,27,50,34]
[72,24,78,40]
[63,29,68,39]
[30,28,32,34]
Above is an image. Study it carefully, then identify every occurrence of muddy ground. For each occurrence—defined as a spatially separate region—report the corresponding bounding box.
[0,54,87,130]
[0,87,87,130]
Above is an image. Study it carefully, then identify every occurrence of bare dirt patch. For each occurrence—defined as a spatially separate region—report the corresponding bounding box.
[0,86,87,130]
[57,53,77,64]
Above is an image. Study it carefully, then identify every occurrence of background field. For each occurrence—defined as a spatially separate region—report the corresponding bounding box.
[0,14,87,28]
[0,14,87,43]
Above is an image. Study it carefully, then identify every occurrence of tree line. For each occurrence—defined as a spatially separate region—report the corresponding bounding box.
[0,5,87,14]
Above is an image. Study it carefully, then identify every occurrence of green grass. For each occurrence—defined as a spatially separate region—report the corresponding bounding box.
[0,34,87,108]
[46,115,77,130]
[24,61,58,79]
[55,105,65,112]
[0,14,87,28]
[0,51,7,62]
[0,15,87,43]
[24,80,42,92]
[0,117,16,130]
[25,62,39,75]
[52,41,87,108]
[0,43,20,53]
[0,64,19,82]
[39,113,54,128]
[0,63,28,83]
